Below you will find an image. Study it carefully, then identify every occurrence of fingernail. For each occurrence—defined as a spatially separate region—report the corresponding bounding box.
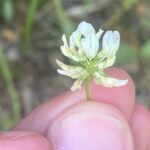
[48,102,134,150]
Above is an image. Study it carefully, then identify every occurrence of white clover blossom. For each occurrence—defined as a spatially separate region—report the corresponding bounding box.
[56,21,128,92]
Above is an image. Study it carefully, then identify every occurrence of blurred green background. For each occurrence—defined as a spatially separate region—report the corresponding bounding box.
[0,0,150,130]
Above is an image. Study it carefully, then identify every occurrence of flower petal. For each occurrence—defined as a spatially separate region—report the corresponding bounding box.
[56,59,69,70]
[60,34,80,61]
[56,59,87,79]
[81,33,99,60]
[96,28,104,39]
[71,79,83,91]
[69,31,80,49]
[97,56,116,68]
[77,21,95,35]
[61,34,72,57]
[69,31,85,57]
[102,31,120,57]
[94,72,128,87]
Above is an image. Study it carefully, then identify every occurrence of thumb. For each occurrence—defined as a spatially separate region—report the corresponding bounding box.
[47,101,134,150]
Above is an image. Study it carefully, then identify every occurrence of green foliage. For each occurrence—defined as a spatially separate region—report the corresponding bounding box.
[0,115,15,130]
[140,16,150,29]
[123,0,137,10]
[22,0,40,49]
[84,0,93,5]
[0,44,21,122]
[22,0,75,48]
[1,0,14,22]
[116,44,138,65]
[52,0,75,36]
[140,40,150,66]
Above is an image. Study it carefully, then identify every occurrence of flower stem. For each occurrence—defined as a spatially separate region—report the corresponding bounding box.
[85,76,91,100]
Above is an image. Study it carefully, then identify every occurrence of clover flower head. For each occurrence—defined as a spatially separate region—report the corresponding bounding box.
[56,21,128,92]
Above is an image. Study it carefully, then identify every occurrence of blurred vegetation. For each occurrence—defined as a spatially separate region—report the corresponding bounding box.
[0,44,21,121]
[0,0,150,130]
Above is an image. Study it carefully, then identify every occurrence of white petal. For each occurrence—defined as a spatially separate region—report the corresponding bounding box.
[56,59,87,79]
[102,77,128,87]
[102,31,120,57]
[71,79,83,91]
[70,31,80,49]
[62,34,69,48]
[57,69,66,75]
[96,28,104,39]
[56,59,70,71]
[81,34,99,60]
[61,34,81,61]
[98,56,116,68]
[77,21,95,35]
[69,31,88,58]
[94,72,128,87]
[61,34,72,58]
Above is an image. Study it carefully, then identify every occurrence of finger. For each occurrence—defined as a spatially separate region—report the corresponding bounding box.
[15,68,135,134]
[90,68,135,119]
[130,104,150,150]
[0,131,51,150]
[47,101,134,150]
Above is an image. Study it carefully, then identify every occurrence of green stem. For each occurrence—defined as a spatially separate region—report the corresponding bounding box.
[52,0,74,36]
[0,44,21,122]
[22,0,40,49]
[85,76,91,101]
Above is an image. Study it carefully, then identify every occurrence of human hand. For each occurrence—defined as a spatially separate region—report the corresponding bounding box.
[0,68,150,150]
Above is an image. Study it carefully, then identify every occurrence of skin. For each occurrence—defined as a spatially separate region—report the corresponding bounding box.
[0,68,150,150]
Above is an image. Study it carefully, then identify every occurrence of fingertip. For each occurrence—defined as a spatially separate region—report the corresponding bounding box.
[48,101,134,150]
[90,68,135,119]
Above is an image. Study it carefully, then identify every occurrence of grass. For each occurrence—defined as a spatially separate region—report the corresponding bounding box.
[22,0,40,49]
[0,44,21,123]
[52,0,75,36]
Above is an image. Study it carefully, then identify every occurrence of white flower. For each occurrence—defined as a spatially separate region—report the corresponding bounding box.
[56,21,128,91]
[102,31,120,57]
